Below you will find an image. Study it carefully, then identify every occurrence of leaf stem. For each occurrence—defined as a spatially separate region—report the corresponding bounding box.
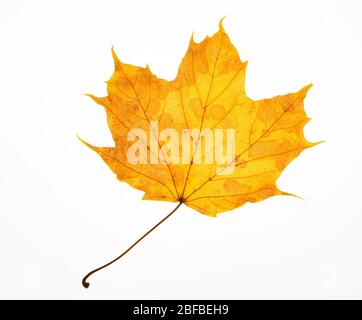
[82,201,183,288]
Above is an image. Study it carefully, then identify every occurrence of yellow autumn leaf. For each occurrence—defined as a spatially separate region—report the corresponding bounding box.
[80,19,319,287]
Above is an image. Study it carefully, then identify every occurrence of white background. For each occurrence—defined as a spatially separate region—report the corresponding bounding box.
[0,0,361,299]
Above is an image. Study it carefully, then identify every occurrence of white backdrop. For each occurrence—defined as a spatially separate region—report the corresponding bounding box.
[1,0,361,299]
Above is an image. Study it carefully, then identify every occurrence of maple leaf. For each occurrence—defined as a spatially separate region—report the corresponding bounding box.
[80,19,319,288]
